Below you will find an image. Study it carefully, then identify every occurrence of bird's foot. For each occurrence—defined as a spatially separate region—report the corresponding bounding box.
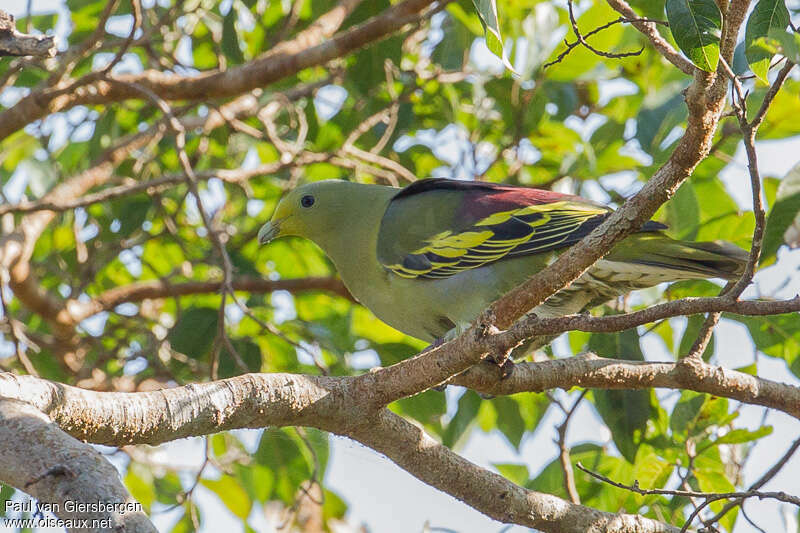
[485,352,515,380]
[421,335,445,354]
[442,321,473,343]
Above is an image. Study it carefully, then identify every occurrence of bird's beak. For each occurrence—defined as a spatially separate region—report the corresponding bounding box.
[258,219,282,245]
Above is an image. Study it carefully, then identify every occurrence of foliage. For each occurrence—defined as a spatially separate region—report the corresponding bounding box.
[1,0,800,531]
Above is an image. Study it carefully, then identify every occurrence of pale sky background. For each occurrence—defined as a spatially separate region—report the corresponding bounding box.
[2,1,800,532]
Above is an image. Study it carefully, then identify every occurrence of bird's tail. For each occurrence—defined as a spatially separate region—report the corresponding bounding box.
[607,234,749,281]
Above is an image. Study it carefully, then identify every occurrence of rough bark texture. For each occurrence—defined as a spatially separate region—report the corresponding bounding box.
[0,11,56,57]
[0,399,155,533]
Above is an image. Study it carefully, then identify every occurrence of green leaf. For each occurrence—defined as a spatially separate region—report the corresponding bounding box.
[493,463,529,485]
[154,472,183,505]
[442,390,482,448]
[201,475,252,519]
[761,155,800,265]
[124,464,156,512]
[255,428,317,504]
[222,9,245,65]
[713,425,772,445]
[734,362,757,375]
[470,0,515,72]
[633,445,673,490]
[219,339,262,378]
[491,395,527,450]
[636,91,687,155]
[168,307,219,359]
[322,489,348,522]
[764,28,800,63]
[392,389,446,430]
[665,0,722,72]
[433,12,472,71]
[234,463,274,503]
[729,313,800,375]
[589,329,651,463]
[744,0,790,80]
[114,196,151,237]
[667,181,700,240]
[0,483,15,509]
[678,314,715,360]
[670,390,707,436]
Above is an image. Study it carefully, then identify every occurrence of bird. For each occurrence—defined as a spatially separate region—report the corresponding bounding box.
[258,178,748,349]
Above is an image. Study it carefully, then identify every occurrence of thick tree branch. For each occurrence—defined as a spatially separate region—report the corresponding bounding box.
[0,372,686,533]
[0,11,56,58]
[355,295,800,409]
[345,409,681,533]
[0,398,155,533]
[452,353,800,421]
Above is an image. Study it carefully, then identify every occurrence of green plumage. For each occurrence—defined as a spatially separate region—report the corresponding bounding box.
[259,179,748,343]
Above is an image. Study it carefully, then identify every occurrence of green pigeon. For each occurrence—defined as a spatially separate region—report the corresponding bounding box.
[258,178,747,344]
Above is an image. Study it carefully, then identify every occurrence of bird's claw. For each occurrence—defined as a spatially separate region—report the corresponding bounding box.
[498,358,515,380]
[484,353,515,380]
[421,336,445,354]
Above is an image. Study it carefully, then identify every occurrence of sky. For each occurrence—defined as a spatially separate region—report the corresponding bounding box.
[3,1,800,532]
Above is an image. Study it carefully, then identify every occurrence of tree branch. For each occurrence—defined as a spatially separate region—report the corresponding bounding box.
[0,372,685,533]
[345,409,682,533]
[0,11,56,58]
[452,353,800,421]
[0,398,155,533]
[482,59,733,331]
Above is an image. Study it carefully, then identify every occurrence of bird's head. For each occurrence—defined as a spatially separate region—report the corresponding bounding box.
[258,180,351,245]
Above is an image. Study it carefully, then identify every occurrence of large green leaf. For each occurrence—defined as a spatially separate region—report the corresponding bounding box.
[729,313,800,377]
[442,390,482,448]
[744,0,790,81]
[588,329,652,463]
[665,0,722,72]
[762,162,800,265]
[433,12,473,71]
[201,475,252,520]
[222,9,245,65]
[255,428,313,504]
[761,27,800,63]
[168,307,219,359]
[470,0,515,72]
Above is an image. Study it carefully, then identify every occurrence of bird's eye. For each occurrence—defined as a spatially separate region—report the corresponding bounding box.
[300,195,315,208]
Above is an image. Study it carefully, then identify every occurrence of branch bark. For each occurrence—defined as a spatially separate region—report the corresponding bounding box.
[0,11,56,58]
[452,353,800,421]
[0,371,689,533]
[0,398,155,533]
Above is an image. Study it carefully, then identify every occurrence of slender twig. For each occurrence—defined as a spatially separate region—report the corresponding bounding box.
[106,78,245,372]
[704,436,800,527]
[685,58,795,358]
[544,12,660,68]
[605,0,694,74]
[575,461,800,506]
[0,273,37,376]
[554,390,586,504]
